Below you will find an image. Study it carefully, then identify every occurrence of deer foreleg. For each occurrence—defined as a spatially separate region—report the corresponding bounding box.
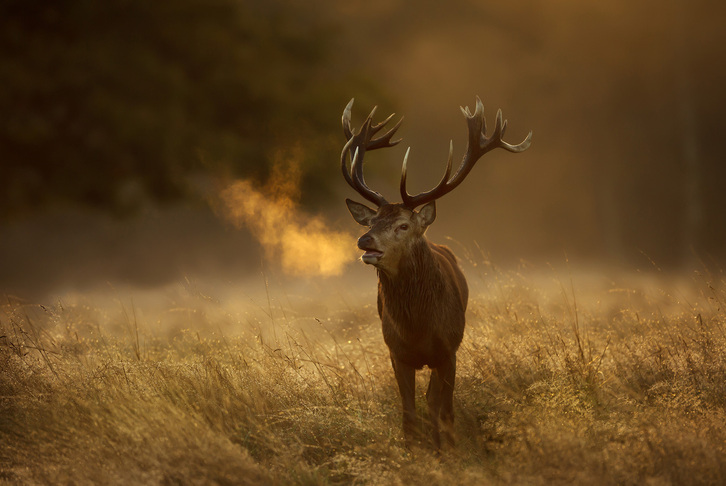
[426,368,443,449]
[391,356,417,445]
[438,355,456,448]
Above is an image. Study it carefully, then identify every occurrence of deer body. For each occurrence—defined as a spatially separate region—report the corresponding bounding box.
[377,239,467,370]
[340,97,531,449]
[380,239,467,448]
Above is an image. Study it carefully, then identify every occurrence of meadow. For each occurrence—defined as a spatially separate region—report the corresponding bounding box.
[2,262,726,485]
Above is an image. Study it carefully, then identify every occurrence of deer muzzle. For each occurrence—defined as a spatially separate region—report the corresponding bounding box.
[357,234,383,265]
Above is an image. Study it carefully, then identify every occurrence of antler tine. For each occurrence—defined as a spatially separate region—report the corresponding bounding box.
[342,98,355,140]
[349,108,379,201]
[341,99,401,207]
[369,114,404,150]
[341,141,388,206]
[401,141,453,208]
[341,136,382,206]
[343,98,403,150]
[340,135,356,188]
[399,147,412,202]
[400,96,532,209]
[498,124,533,153]
[364,105,379,127]
[479,108,532,153]
[350,147,382,203]
[371,112,396,135]
[475,96,484,119]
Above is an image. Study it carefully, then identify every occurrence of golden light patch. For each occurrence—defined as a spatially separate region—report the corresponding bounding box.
[219,147,355,277]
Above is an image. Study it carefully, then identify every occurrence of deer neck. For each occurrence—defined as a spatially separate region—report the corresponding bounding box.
[378,239,445,319]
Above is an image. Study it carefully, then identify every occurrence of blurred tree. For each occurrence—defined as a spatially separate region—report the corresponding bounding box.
[0,0,366,218]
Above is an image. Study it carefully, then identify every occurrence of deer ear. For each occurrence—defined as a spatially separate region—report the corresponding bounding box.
[346,199,377,226]
[416,201,437,227]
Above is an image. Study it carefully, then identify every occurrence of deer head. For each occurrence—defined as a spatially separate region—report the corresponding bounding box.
[342,97,531,275]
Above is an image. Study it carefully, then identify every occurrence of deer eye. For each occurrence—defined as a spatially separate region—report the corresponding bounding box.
[397,223,409,232]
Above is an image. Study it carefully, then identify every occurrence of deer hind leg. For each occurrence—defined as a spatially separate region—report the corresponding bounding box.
[391,356,417,446]
[426,368,443,450]
[438,355,457,448]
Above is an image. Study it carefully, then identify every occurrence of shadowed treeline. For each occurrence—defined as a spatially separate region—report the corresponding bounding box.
[1,0,725,297]
[0,0,369,216]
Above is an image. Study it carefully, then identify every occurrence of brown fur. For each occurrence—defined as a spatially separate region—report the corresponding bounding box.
[347,201,468,449]
[378,240,467,369]
[342,97,530,449]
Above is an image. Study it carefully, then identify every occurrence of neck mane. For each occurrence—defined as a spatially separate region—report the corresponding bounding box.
[378,239,446,324]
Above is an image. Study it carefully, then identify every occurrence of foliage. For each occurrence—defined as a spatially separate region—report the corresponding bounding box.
[0,0,362,217]
[2,268,726,484]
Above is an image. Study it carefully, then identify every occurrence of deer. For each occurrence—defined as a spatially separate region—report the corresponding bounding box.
[340,97,531,449]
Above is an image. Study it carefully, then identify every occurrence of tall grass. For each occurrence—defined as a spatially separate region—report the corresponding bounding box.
[1,267,725,484]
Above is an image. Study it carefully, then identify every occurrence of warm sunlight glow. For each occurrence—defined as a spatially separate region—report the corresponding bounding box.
[219,148,356,277]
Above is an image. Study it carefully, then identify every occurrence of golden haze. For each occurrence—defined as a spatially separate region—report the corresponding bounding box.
[219,146,357,277]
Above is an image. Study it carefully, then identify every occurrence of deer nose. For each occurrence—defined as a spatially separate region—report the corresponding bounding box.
[357,234,375,250]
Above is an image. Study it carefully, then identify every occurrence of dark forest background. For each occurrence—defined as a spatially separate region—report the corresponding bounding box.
[0,0,372,216]
[1,0,725,298]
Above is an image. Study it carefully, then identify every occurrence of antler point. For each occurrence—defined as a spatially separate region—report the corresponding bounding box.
[475,97,484,117]
[401,146,411,175]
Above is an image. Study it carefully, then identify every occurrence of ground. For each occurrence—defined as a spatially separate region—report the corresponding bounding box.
[1,265,725,485]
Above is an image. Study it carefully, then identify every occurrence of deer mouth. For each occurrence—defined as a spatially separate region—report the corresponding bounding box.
[360,248,384,264]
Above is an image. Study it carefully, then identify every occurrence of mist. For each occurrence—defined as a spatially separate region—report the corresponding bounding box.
[217,147,356,277]
[1,0,725,300]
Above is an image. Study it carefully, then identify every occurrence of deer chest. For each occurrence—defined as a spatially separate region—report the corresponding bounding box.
[380,307,464,369]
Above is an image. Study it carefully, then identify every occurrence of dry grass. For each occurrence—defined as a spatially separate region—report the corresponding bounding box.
[2,266,726,485]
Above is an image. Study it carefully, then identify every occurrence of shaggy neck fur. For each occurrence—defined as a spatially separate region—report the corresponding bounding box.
[378,238,445,327]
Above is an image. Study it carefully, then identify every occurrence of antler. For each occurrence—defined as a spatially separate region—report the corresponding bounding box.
[400,96,532,209]
[341,99,403,207]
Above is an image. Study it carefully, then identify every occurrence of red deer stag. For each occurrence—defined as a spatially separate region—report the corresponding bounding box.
[341,97,531,449]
